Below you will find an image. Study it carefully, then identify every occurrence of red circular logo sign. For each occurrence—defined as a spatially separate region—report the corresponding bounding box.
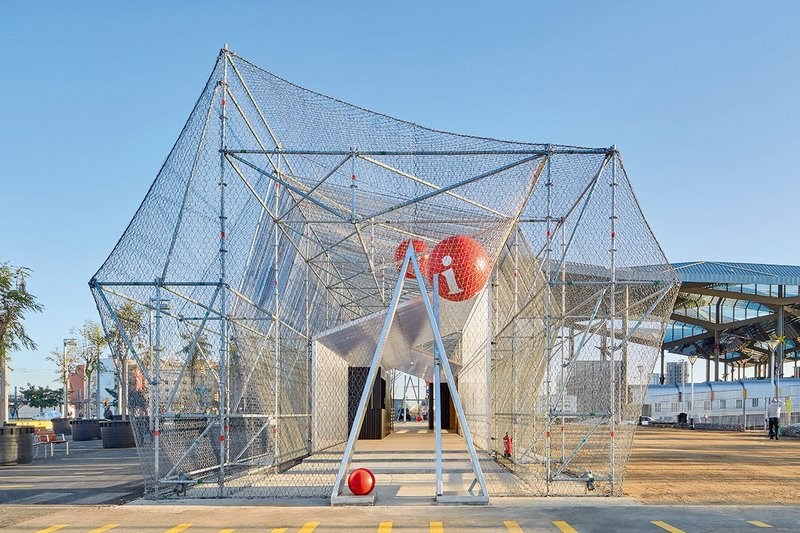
[427,235,490,301]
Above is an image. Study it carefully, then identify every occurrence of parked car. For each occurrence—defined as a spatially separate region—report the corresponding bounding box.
[638,416,656,426]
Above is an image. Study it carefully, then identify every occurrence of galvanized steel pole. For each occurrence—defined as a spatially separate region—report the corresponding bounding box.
[609,146,617,495]
[218,45,230,496]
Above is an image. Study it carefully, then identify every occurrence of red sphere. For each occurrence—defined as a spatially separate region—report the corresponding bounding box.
[348,468,375,496]
[394,239,429,279]
[428,235,490,302]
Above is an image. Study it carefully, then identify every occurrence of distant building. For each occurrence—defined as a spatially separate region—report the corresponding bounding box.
[68,358,115,417]
[650,373,662,385]
[665,361,688,385]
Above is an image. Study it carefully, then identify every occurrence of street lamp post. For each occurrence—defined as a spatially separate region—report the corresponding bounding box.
[688,356,697,419]
[680,360,686,415]
[63,338,77,418]
[766,336,786,400]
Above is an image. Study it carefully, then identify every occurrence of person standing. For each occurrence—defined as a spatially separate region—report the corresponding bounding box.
[766,398,785,440]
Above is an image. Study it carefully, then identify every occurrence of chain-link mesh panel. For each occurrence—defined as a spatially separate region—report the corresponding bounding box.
[90,49,678,499]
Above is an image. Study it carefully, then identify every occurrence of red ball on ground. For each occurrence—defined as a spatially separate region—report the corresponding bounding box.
[394,239,429,279]
[348,467,375,496]
[428,235,490,302]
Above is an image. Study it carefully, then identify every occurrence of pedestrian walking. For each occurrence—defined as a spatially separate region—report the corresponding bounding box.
[766,398,785,440]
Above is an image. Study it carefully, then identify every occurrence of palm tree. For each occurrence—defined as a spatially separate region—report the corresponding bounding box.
[73,320,107,418]
[46,344,78,415]
[180,329,211,408]
[0,263,43,424]
[106,303,145,417]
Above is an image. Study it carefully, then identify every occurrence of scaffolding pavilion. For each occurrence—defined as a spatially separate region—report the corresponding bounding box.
[90,48,679,500]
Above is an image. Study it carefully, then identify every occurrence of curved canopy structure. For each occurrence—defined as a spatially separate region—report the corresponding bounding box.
[90,48,678,500]
[663,261,800,381]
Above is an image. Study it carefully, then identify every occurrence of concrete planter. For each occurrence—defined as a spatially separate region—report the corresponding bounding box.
[0,426,34,465]
[100,420,135,448]
[52,418,72,436]
[71,419,102,441]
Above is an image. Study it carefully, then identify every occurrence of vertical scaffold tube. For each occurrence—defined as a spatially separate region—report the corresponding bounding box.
[274,153,282,464]
[154,283,162,498]
[609,146,618,495]
[544,145,552,493]
[217,46,230,497]
[305,222,311,452]
[560,226,567,462]
[433,276,443,496]
[512,225,518,462]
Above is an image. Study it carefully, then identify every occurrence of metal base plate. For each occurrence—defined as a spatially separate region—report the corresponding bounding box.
[331,493,376,506]
[435,495,489,505]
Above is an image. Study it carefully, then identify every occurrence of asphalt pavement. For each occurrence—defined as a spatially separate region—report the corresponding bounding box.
[0,438,143,507]
[1,499,798,532]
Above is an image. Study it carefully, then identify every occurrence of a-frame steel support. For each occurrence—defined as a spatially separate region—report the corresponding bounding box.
[330,244,489,504]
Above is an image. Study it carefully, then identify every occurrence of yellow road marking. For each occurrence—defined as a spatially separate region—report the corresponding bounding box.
[164,525,193,533]
[0,483,35,488]
[218,530,236,533]
[88,526,120,533]
[651,521,686,533]
[270,529,287,533]
[34,527,67,533]
[378,522,393,532]
[430,521,444,533]
[299,523,320,533]
[552,521,578,533]
[505,520,524,532]
[748,522,773,528]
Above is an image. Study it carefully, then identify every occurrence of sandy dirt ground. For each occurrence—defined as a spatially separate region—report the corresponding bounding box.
[624,427,800,505]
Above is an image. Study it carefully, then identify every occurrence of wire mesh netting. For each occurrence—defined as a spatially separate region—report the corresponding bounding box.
[90,48,679,499]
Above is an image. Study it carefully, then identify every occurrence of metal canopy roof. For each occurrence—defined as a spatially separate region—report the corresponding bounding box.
[673,261,800,285]
[663,261,800,375]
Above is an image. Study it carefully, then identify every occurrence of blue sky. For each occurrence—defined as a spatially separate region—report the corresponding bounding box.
[1,1,798,389]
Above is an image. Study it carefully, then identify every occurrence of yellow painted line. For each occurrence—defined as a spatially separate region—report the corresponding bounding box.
[299,523,320,533]
[748,521,773,528]
[88,525,120,533]
[270,529,287,533]
[34,527,67,533]
[0,483,34,488]
[164,525,193,533]
[505,520,524,532]
[218,530,236,533]
[651,521,686,533]
[378,522,393,532]
[430,521,444,533]
[552,521,578,533]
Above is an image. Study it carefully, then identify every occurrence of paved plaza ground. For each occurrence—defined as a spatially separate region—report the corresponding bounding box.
[1,428,798,531]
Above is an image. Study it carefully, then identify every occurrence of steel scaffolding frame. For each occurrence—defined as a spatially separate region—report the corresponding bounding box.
[90,48,679,500]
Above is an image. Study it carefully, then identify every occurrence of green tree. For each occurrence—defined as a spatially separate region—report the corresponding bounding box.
[73,320,107,418]
[179,329,211,410]
[20,383,63,413]
[106,303,145,416]
[0,263,43,423]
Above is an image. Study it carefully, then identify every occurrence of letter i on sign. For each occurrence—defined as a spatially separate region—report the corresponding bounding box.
[440,255,463,296]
